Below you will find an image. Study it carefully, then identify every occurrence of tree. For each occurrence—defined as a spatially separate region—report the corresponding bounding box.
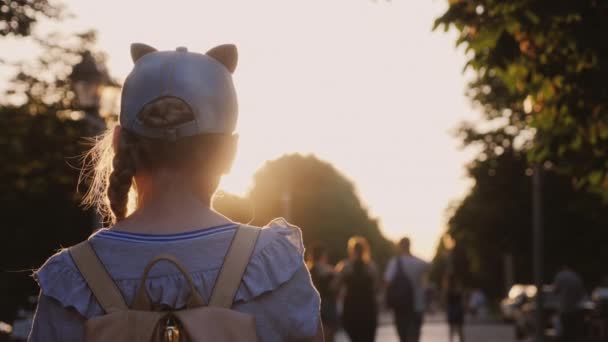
[214,154,395,267]
[433,127,608,299]
[0,0,64,37]
[0,26,112,320]
[435,0,608,196]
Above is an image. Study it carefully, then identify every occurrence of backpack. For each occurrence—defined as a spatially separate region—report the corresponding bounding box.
[69,225,261,342]
[385,257,414,314]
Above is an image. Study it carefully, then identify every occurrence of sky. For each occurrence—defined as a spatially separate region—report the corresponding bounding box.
[2,0,479,259]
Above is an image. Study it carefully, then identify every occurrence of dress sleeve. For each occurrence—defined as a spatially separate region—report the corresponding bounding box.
[234,218,321,340]
[283,264,322,340]
[28,293,85,342]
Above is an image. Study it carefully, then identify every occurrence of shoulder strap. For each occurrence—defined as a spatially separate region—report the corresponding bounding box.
[209,225,261,308]
[69,241,128,313]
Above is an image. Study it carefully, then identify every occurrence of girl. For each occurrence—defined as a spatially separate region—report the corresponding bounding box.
[335,236,379,342]
[29,43,322,341]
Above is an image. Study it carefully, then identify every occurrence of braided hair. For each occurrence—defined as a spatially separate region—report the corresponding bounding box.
[82,97,198,225]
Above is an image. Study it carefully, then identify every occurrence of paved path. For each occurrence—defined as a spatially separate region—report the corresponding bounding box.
[336,313,515,342]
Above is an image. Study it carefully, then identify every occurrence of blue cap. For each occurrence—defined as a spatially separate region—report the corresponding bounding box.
[119,43,238,141]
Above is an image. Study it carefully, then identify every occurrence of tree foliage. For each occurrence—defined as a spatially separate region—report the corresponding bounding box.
[0,30,110,321]
[0,0,64,37]
[433,129,608,299]
[435,0,608,195]
[214,154,395,267]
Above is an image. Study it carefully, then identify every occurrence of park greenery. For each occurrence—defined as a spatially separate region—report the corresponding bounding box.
[433,0,608,296]
[431,129,608,298]
[435,0,608,195]
[0,0,64,37]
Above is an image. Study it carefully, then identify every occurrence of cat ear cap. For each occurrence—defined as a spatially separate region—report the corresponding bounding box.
[119,43,238,141]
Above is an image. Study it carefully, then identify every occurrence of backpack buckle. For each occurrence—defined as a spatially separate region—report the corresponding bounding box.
[162,316,180,342]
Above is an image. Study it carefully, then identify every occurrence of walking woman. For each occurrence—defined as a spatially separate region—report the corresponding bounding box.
[308,243,339,342]
[336,236,379,342]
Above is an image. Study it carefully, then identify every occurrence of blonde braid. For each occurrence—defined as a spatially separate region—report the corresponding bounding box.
[107,130,136,222]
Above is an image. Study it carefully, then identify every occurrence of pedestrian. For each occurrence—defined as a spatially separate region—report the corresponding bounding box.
[29,43,322,341]
[336,236,379,342]
[384,237,430,342]
[553,264,586,342]
[444,274,465,342]
[308,242,339,342]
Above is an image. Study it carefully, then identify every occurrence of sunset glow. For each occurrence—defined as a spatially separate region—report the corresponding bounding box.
[1,0,479,259]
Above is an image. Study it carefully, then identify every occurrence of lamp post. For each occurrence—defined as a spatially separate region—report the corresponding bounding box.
[533,163,544,342]
[69,51,110,136]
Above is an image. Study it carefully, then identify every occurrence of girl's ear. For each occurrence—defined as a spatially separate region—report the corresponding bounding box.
[112,125,122,153]
[206,44,238,73]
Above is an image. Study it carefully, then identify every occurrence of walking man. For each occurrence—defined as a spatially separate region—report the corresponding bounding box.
[385,237,430,342]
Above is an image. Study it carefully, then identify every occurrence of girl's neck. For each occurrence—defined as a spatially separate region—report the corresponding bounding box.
[112,176,232,235]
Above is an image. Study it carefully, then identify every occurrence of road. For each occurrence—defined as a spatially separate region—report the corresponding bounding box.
[336,313,515,342]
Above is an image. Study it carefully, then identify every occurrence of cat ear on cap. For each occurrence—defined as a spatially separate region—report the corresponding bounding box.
[131,43,157,63]
[206,44,238,73]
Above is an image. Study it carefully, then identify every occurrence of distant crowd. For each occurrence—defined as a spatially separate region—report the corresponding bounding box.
[307,236,486,342]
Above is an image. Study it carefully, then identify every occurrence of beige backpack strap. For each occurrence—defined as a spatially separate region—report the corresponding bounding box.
[69,241,128,313]
[132,254,206,311]
[209,225,261,308]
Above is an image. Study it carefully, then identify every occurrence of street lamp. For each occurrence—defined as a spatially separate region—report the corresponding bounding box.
[532,163,544,342]
[69,51,116,135]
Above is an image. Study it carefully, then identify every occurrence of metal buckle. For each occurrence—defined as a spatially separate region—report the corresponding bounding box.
[162,316,180,342]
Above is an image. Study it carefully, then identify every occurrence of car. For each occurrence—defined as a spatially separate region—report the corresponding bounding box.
[512,285,595,341]
[512,285,559,340]
[0,321,12,342]
[500,284,537,322]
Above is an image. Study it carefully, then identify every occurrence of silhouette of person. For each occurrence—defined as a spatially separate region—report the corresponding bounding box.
[553,264,586,342]
[384,237,430,342]
[336,236,379,342]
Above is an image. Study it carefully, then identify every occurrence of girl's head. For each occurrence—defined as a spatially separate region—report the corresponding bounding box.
[83,43,239,225]
[347,236,371,263]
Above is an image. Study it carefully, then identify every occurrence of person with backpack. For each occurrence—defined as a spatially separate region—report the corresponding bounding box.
[28,43,323,342]
[384,237,430,342]
[335,236,379,342]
